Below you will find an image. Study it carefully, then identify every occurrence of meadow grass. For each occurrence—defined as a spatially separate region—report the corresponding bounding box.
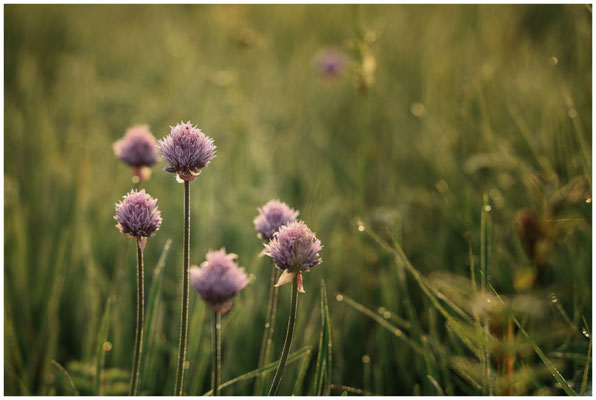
[4,4,592,395]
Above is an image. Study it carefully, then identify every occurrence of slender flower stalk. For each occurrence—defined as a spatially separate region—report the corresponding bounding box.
[265,221,323,395]
[114,189,161,396]
[253,200,298,395]
[213,311,221,396]
[173,180,191,396]
[268,278,298,396]
[130,238,145,396]
[158,121,216,396]
[191,249,249,396]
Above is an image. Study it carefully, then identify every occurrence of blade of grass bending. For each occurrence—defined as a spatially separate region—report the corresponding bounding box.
[427,374,445,396]
[580,317,591,396]
[367,227,481,358]
[254,267,280,395]
[313,280,332,395]
[337,292,423,354]
[202,346,312,396]
[486,281,577,396]
[292,344,313,395]
[324,282,332,396]
[95,294,114,396]
[329,384,375,396]
[363,221,486,369]
[51,360,79,395]
[140,238,171,386]
[362,220,475,327]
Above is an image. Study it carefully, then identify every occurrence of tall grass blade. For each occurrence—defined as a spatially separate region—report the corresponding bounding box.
[337,292,423,354]
[313,279,332,395]
[292,343,313,395]
[51,360,79,395]
[580,318,591,396]
[202,346,312,395]
[357,221,480,356]
[330,384,375,396]
[427,374,445,395]
[486,281,578,396]
[95,294,113,396]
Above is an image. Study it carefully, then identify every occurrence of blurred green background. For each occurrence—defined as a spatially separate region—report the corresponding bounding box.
[4,4,592,396]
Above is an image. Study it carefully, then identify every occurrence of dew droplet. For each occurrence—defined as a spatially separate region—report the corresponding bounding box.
[362,355,370,364]
[358,224,365,232]
[378,307,386,315]
[184,361,190,369]
[383,311,391,319]
[586,198,591,204]
[103,341,112,352]
[484,205,492,212]
[582,329,590,338]
[264,322,270,328]
[548,56,558,66]
[568,109,578,118]
[410,102,426,117]
[435,179,448,193]
[394,329,402,337]
[336,294,344,302]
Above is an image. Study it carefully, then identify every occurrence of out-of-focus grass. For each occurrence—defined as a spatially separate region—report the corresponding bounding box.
[4,4,591,395]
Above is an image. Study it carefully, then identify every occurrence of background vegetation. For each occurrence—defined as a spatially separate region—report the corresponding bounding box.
[4,4,592,396]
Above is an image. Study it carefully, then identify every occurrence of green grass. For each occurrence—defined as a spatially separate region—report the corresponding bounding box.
[4,4,592,396]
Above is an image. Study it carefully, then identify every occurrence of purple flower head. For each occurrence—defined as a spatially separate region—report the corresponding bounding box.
[265,221,322,292]
[114,189,162,238]
[113,125,160,172]
[157,121,217,182]
[315,48,348,79]
[253,199,299,241]
[191,249,249,313]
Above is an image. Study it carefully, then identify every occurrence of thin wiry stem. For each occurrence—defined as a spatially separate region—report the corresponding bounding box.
[481,194,492,396]
[129,238,145,395]
[213,311,221,396]
[174,181,191,395]
[254,267,280,395]
[268,278,298,396]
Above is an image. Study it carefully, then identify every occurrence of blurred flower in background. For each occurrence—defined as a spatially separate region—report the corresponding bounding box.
[314,48,348,80]
[191,248,249,313]
[113,125,160,182]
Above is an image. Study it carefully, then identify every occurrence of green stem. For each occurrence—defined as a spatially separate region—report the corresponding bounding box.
[254,267,280,395]
[174,181,191,395]
[268,278,298,396]
[213,312,221,396]
[129,238,145,395]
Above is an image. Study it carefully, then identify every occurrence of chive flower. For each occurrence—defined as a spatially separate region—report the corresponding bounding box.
[315,48,347,79]
[114,188,161,395]
[157,121,217,182]
[191,248,249,314]
[265,220,322,293]
[114,189,162,239]
[266,220,322,395]
[113,125,160,181]
[254,199,299,241]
